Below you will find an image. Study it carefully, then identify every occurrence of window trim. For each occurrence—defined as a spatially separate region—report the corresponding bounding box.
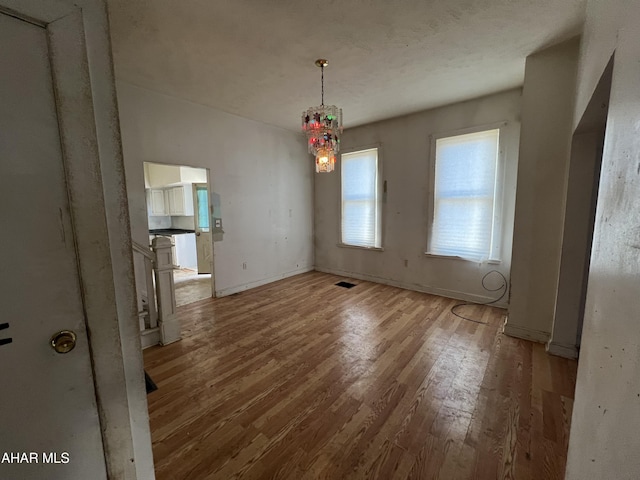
[426,122,508,263]
[339,144,384,251]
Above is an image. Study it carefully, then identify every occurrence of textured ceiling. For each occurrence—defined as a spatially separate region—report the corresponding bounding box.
[107,0,586,132]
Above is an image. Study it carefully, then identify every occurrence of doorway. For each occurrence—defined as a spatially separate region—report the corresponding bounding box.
[144,162,215,306]
[548,56,614,358]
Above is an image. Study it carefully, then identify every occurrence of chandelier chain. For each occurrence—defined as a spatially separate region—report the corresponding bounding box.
[321,65,324,106]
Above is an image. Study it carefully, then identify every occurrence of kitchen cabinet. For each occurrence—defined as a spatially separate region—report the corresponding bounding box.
[146,188,167,216]
[166,185,194,216]
[146,185,195,217]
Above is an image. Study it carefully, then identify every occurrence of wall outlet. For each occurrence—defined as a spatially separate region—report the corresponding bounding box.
[404,259,408,267]
[242,262,247,270]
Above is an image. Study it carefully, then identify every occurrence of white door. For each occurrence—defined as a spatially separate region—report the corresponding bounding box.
[0,10,107,480]
[193,183,213,274]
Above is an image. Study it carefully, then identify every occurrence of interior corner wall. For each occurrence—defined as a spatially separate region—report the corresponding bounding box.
[548,129,604,358]
[505,38,580,343]
[314,89,521,305]
[565,1,640,478]
[116,82,314,296]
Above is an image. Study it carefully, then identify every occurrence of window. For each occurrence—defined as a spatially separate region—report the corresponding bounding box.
[428,128,502,262]
[341,147,381,248]
[195,184,209,232]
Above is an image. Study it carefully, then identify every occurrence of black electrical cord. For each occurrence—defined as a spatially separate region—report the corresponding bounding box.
[450,270,508,324]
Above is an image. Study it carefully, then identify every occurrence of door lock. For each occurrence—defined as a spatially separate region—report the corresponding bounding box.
[50,330,77,354]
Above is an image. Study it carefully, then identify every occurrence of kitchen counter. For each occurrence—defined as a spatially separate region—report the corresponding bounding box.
[149,228,195,236]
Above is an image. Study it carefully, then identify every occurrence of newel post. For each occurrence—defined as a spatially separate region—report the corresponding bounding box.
[151,237,181,345]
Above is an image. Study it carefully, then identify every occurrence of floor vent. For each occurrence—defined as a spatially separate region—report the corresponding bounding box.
[335,281,357,289]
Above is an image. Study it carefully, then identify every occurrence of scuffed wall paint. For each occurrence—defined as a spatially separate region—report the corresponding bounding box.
[116,82,314,297]
[565,1,640,478]
[72,1,155,478]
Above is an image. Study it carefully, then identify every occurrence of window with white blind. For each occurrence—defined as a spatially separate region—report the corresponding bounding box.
[428,128,502,262]
[341,148,381,249]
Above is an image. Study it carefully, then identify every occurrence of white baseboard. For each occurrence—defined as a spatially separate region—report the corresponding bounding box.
[215,265,314,297]
[314,266,508,308]
[546,341,579,359]
[502,319,550,343]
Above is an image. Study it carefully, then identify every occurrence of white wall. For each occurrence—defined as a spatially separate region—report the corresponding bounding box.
[314,89,521,305]
[179,165,207,183]
[505,38,580,343]
[144,163,207,187]
[572,0,624,131]
[116,82,314,296]
[175,233,197,270]
[145,163,181,186]
[565,1,640,478]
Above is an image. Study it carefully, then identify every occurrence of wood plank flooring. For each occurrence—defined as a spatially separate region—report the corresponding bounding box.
[144,271,577,480]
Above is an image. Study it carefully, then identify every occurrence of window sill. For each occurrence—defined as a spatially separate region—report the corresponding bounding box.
[338,243,384,252]
[423,252,501,265]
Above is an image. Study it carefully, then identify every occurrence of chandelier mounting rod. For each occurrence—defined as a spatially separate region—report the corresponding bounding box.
[315,59,328,106]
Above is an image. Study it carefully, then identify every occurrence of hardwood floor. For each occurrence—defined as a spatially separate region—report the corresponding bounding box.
[144,271,577,480]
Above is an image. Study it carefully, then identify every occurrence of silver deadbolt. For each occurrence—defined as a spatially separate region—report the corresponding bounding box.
[50,330,77,354]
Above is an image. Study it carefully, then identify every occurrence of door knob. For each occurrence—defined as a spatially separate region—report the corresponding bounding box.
[50,330,77,354]
[195,232,201,236]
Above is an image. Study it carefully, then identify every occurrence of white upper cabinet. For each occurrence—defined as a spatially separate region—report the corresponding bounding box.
[147,188,167,216]
[144,163,204,217]
[166,185,194,216]
[146,185,194,217]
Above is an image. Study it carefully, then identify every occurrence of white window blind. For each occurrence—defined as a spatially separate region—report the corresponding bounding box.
[341,148,381,248]
[430,129,500,261]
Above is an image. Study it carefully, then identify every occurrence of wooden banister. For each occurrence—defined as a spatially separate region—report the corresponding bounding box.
[132,241,154,260]
[131,237,180,347]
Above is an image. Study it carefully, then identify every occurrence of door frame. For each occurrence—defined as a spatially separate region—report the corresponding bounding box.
[144,161,216,298]
[205,168,217,296]
[0,0,153,478]
[548,55,614,359]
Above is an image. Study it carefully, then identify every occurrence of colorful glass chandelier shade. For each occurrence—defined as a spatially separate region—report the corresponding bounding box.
[302,59,343,173]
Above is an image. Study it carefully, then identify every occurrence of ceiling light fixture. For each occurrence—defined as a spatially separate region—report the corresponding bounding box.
[302,59,343,173]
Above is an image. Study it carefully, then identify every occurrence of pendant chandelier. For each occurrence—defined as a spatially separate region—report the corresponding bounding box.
[302,59,343,173]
